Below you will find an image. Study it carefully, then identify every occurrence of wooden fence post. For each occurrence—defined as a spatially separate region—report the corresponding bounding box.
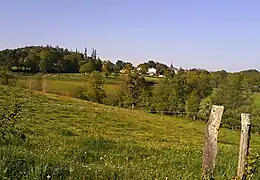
[237,113,251,179]
[202,105,224,179]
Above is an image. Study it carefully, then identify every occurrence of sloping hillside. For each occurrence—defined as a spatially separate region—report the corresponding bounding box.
[0,86,259,179]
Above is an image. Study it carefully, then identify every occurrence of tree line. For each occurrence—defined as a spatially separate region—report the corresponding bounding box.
[0,46,171,76]
[75,69,260,132]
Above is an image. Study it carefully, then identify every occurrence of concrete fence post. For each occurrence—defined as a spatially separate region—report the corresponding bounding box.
[202,105,224,179]
[237,113,251,179]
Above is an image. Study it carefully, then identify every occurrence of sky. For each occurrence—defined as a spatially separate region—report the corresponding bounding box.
[1,0,260,72]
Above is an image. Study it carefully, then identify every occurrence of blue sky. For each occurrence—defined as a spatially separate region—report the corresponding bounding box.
[1,0,260,71]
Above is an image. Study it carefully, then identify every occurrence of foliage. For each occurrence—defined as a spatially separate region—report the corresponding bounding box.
[245,149,259,179]
[71,86,85,99]
[119,72,148,108]
[102,61,115,77]
[0,46,95,73]
[114,60,125,72]
[198,96,212,121]
[185,90,200,119]
[80,71,106,103]
[137,60,170,75]
[79,61,96,73]
[123,62,134,73]
[211,73,252,129]
[14,68,260,132]
[0,71,16,86]
[152,74,188,113]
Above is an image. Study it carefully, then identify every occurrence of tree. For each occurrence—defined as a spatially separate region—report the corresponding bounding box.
[185,90,200,119]
[39,50,54,73]
[79,61,96,73]
[25,53,40,73]
[211,74,252,129]
[152,74,187,113]
[186,70,213,100]
[84,48,88,59]
[137,88,152,110]
[115,60,125,72]
[124,62,133,73]
[94,58,102,72]
[102,61,115,77]
[163,68,175,78]
[137,63,148,74]
[0,46,84,73]
[91,48,97,60]
[120,72,147,108]
[170,63,174,69]
[63,54,80,72]
[147,60,156,68]
[198,96,212,121]
[81,71,106,103]
[155,63,168,75]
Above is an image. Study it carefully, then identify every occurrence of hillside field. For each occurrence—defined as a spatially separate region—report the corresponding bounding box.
[1,85,260,179]
[15,73,162,96]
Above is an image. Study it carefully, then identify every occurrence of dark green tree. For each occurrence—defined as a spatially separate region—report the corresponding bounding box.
[115,60,126,72]
[120,72,147,108]
[84,48,88,59]
[91,48,97,60]
[211,74,252,129]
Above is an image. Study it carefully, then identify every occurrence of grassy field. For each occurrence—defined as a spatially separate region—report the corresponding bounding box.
[1,85,260,179]
[16,73,123,96]
[15,73,163,97]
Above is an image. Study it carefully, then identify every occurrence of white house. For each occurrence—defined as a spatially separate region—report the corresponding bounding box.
[147,68,157,76]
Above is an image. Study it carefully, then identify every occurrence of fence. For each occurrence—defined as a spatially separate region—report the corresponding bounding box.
[202,105,252,179]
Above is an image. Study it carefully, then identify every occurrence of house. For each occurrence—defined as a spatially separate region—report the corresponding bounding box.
[147,68,157,76]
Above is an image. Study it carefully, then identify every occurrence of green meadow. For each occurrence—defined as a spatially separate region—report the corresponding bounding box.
[1,85,260,179]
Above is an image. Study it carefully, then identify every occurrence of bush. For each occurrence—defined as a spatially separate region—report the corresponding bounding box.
[79,62,96,73]
[103,91,122,107]
[78,72,106,103]
[71,86,85,99]
[0,71,16,86]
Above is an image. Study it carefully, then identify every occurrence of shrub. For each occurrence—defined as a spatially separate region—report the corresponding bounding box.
[0,71,16,86]
[79,71,106,103]
[71,86,85,99]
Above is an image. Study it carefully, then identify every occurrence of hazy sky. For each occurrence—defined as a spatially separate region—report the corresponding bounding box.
[1,0,260,71]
